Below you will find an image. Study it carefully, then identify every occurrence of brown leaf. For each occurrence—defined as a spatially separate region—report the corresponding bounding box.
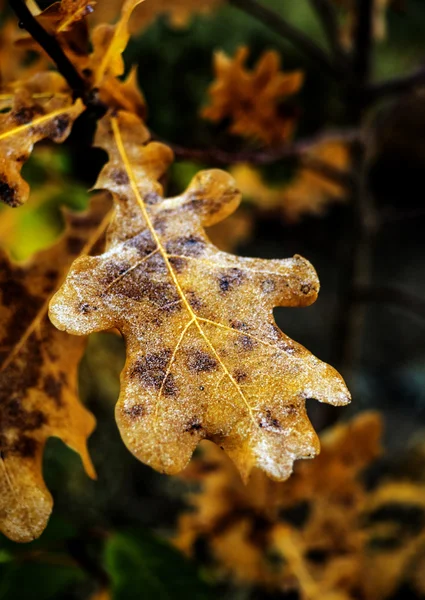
[37,0,96,35]
[49,110,349,482]
[0,72,83,207]
[90,0,223,32]
[0,194,111,542]
[203,46,304,145]
[230,141,350,223]
[176,412,382,596]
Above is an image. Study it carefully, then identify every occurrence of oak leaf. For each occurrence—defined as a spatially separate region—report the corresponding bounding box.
[202,46,304,145]
[90,0,223,32]
[0,72,83,207]
[36,0,96,35]
[0,194,111,542]
[49,109,349,482]
[230,141,350,222]
[84,0,146,116]
[176,412,381,597]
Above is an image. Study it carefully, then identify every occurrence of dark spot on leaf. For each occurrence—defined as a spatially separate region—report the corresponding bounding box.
[166,236,205,257]
[127,231,157,256]
[78,302,97,314]
[130,350,172,390]
[230,319,249,331]
[233,369,248,383]
[144,192,161,205]
[259,410,281,431]
[101,260,132,285]
[187,350,217,373]
[0,177,19,206]
[9,436,38,458]
[187,291,203,311]
[238,335,255,351]
[52,115,70,139]
[169,256,187,273]
[111,168,129,185]
[43,374,63,407]
[218,269,245,293]
[14,106,42,125]
[163,373,178,397]
[185,419,203,434]
[124,404,144,419]
[261,279,275,293]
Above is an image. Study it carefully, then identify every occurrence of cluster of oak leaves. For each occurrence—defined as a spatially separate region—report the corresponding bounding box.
[0,0,424,599]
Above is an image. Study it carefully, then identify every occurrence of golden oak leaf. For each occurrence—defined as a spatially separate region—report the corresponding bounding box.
[81,0,146,116]
[202,46,304,145]
[89,0,222,32]
[231,141,350,222]
[49,109,349,482]
[0,19,48,89]
[176,412,381,596]
[0,72,83,207]
[36,0,96,34]
[0,194,111,543]
[362,482,425,600]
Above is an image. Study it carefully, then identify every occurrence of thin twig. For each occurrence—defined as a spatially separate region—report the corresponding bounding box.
[228,0,341,78]
[9,0,88,97]
[366,64,425,101]
[157,129,360,186]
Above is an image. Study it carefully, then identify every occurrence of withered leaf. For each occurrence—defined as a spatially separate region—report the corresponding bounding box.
[176,412,382,595]
[203,46,304,145]
[231,141,350,223]
[0,72,83,207]
[49,110,350,482]
[0,194,111,543]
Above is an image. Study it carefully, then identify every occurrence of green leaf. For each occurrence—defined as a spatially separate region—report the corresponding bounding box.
[104,530,213,600]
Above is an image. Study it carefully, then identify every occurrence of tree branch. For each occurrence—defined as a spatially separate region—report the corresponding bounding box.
[9,0,88,97]
[352,0,374,84]
[353,285,425,320]
[366,64,425,101]
[227,0,341,78]
[157,129,360,187]
[308,0,345,65]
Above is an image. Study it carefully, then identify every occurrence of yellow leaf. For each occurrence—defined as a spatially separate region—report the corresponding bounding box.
[0,194,111,542]
[176,412,381,595]
[203,46,304,145]
[231,141,350,222]
[49,110,349,482]
[0,73,83,207]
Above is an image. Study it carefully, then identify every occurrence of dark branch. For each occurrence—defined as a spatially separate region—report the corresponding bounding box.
[155,129,360,187]
[228,0,341,79]
[309,0,345,64]
[9,0,88,97]
[352,0,374,84]
[366,64,425,102]
[354,285,425,320]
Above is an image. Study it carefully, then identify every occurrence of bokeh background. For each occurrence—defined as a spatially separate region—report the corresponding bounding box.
[2,0,425,598]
